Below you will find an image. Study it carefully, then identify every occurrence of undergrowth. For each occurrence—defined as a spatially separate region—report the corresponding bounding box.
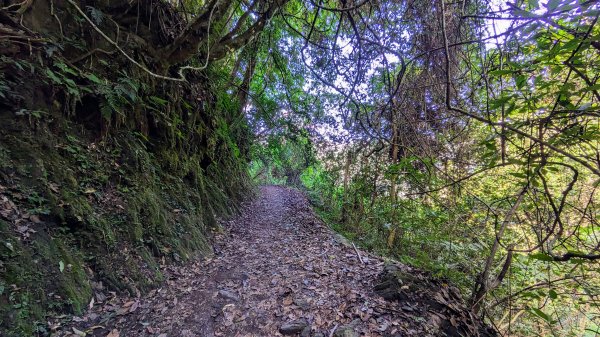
[0,10,252,336]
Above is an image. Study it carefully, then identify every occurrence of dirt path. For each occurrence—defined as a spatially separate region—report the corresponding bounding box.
[58,186,489,337]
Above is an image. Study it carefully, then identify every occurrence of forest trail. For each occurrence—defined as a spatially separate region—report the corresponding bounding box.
[58,186,490,337]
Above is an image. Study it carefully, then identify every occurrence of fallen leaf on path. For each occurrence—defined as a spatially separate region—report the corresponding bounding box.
[106,329,119,337]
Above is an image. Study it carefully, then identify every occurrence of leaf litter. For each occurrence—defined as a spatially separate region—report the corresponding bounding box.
[54,186,495,337]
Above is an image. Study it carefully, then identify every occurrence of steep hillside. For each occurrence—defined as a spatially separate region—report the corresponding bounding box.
[0,2,251,335]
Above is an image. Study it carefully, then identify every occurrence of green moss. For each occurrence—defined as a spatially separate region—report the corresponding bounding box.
[0,31,252,336]
[0,219,91,336]
[39,238,92,314]
[0,111,250,331]
[0,145,10,170]
[126,175,212,262]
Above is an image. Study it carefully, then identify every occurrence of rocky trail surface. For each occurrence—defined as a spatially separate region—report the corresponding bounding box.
[55,186,495,337]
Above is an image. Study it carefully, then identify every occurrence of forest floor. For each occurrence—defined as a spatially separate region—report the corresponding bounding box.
[54,186,492,337]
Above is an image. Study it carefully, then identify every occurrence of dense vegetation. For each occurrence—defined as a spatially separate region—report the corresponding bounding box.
[1,0,599,336]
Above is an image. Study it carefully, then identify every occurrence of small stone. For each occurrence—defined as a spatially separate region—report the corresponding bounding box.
[300,325,311,337]
[95,291,107,303]
[293,296,310,309]
[218,289,239,301]
[279,319,309,335]
[333,324,359,337]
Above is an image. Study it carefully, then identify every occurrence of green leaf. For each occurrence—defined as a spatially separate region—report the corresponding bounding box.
[100,103,113,120]
[530,308,552,323]
[59,260,65,273]
[585,84,600,92]
[545,0,561,11]
[55,62,79,76]
[561,39,580,52]
[530,252,554,262]
[490,96,512,109]
[85,73,103,84]
[509,172,527,179]
[385,163,402,176]
[484,141,496,151]
[558,95,572,108]
[86,6,105,25]
[515,74,527,90]
[45,69,62,84]
[527,0,539,9]
[506,158,525,165]
[149,96,168,106]
[549,289,558,299]
[489,70,513,76]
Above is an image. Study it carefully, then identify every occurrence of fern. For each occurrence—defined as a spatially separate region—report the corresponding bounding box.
[86,6,104,25]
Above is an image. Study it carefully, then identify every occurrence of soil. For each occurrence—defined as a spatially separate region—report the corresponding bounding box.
[54,186,493,337]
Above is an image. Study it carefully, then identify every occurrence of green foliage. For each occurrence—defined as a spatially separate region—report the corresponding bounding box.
[243,2,599,336]
[45,62,86,99]
[96,75,141,121]
[0,219,91,336]
[251,133,315,186]
[0,13,253,336]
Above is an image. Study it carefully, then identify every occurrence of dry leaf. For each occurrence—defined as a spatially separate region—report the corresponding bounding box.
[72,327,86,336]
[129,300,139,313]
[106,329,120,337]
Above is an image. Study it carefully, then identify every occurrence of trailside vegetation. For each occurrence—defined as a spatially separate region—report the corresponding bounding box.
[251,0,600,335]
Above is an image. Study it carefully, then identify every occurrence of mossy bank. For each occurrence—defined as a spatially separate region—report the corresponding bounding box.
[0,1,252,335]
